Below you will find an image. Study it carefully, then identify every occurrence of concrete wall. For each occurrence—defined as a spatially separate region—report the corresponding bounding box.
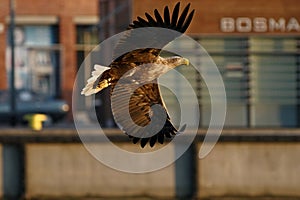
[198,143,300,198]
[24,141,300,199]
[25,143,175,199]
[0,145,3,197]
[0,128,300,199]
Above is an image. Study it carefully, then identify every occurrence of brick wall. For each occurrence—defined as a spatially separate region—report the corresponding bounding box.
[0,0,9,90]
[132,0,300,35]
[0,0,98,116]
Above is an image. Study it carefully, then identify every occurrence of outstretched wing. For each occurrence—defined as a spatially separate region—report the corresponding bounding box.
[111,80,177,148]
[129,2,194,33]
[113,2,195,60]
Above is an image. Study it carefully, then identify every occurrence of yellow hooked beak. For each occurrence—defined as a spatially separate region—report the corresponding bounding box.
[183,58,190,66]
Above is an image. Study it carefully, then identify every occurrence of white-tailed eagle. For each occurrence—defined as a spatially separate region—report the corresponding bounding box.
[81,2,194,148]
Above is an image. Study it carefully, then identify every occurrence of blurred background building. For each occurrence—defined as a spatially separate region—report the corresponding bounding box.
[1,0,300,127]
[0,0,300,199]
[0,0,100,120]
[134,0,300,128]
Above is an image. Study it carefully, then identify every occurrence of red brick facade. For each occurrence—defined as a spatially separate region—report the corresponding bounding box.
[0,0,98,118]
[132,0,300,35]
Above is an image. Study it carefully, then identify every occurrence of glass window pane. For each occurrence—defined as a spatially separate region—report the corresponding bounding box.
[24,26,54,46]
[249,37,298,127]
[77,25,99,45]
[76,25,100,111]
[251,104,297,127]
[6,26,59,97]
[200,37,248,127]
[160,37,200,128]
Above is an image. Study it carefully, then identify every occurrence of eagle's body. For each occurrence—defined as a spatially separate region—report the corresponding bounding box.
[81,2,194,147]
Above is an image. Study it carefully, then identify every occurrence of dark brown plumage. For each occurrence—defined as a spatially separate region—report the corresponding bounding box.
[81,2,194,148]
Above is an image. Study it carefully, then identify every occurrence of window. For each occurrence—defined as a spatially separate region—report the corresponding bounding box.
[249,37,299,127]
[6,25,60,97]
[76,25,99,111]
[199,37,248,127]
[200,36,300,127]
[159,37,200,128]
[164,36,300,128]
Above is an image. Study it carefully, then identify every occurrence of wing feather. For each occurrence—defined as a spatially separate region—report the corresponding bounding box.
[176,3,191,30]
[145,13,157,26]
[132,20,143,28]
[180,9,195,33]
[170,2,180,28]
[111,80,177,147]
[137,16,150,26]
[129,2,194,33]
[163,6,171,26]
[127,2,194,33]
[154,9,164,26]
[114,3,194,61]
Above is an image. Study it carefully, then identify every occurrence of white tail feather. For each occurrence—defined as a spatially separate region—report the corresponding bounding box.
[81,64,110,96]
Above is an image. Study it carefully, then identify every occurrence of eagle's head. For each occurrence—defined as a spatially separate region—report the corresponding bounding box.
[168,56,190,67]
[158,55,189,69]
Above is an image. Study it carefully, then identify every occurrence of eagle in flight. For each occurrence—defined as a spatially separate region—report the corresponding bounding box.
[81,2,195,148]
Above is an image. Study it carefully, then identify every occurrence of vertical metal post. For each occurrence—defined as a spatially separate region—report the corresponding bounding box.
[6,3,25,199]
[175,143,197,199]
[97,0,131,127]
[98,0,114,127]
[245,38,252,127]
[3,144,25,199]
[297,49,300,127]
[9,0,16,126]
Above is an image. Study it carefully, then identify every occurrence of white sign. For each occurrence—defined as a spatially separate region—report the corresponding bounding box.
[221,17,300,33]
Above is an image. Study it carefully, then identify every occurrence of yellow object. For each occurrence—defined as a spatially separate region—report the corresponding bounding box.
[24,114,48,131]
